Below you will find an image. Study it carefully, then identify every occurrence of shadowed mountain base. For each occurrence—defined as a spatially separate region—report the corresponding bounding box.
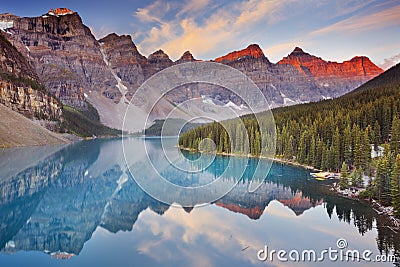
[0,104,68,148]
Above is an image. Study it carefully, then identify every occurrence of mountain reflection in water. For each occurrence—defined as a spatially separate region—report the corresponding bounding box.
[0,138,399,266]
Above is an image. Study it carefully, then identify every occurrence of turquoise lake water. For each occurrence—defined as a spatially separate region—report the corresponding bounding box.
[0,138,398,266]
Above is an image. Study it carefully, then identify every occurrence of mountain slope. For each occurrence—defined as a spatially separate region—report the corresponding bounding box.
[0,103,68,148]
[345,62,400,95]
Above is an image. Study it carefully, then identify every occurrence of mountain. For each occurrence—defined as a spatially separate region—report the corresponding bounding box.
[215,44,383,105]
[0,28,120,141]
[212,44,323,106]
[176,51,196,63]
[214,44,266,63]
[0,10,120,118]
[278,47,383,98]
[346,62,400,94]
[0,9,384,131]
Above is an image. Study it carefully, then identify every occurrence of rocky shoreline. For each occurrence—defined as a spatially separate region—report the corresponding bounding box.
[332,184,400,229]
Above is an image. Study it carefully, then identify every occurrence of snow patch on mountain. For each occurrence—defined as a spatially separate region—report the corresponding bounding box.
[279,91,306,106]
[99,44,128,105]
[201,95,216,106]
[0,21,13,31]
[224,101,247,110]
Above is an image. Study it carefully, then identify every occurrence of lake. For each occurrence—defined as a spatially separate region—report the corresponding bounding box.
[0,138,398,266]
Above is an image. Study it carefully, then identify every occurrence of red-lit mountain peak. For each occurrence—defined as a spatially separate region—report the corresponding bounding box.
[214,44,266,63]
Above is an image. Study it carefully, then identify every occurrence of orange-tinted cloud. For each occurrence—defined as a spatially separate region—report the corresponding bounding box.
[136,0,288,60]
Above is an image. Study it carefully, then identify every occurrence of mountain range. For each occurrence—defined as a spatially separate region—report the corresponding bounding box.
[0,8,383,132]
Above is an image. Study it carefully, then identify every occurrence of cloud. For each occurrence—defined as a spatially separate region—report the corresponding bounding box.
[90,25,116,39]
[233,0,287,26]
[320,0,376,20]
[135,0,175,23]
[379,53,400,70]
[265,41,309,62]
[135,0,290,60]
[135,205,267,266]
[310,4,400,36]
[176,0,211,17]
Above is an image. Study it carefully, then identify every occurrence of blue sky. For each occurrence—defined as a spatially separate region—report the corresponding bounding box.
[0,0,399,68]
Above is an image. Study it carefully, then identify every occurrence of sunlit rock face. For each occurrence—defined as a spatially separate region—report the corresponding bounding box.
[214,44,266,63]
[278,47,383,98]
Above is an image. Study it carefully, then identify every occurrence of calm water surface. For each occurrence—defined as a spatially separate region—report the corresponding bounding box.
[0,138,399,266]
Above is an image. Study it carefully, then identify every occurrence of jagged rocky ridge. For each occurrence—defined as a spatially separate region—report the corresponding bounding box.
[278,47,383,98]
[0,9,383,130]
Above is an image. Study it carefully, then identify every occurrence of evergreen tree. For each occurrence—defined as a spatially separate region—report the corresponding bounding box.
[351,167,363,188]
[297,131,307,164]
[376,156,391,204]
[339,162,349,190]
[223,131,230,153]
[390,115,400,156]
[353,126,362,169]
[331,127,341,171]
[235,124,243,153]
[373,120,381,152]
[362,130,372,170]
[310,135,316,166]
[392,154,400,218]
[254,130,261,156]
[343,125,352,165]
[321,143,329,170]
[284,135,295,160]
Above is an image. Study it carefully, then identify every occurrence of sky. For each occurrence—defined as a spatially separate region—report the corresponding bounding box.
[0,0,399,69]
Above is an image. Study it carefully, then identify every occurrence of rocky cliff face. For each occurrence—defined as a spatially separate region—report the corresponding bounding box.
[0,32,62,121]
[0,9,384,130]
[144,49,173,77]
[98,33,146,102]
[278,47,384,98]
[0,81,61,120]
